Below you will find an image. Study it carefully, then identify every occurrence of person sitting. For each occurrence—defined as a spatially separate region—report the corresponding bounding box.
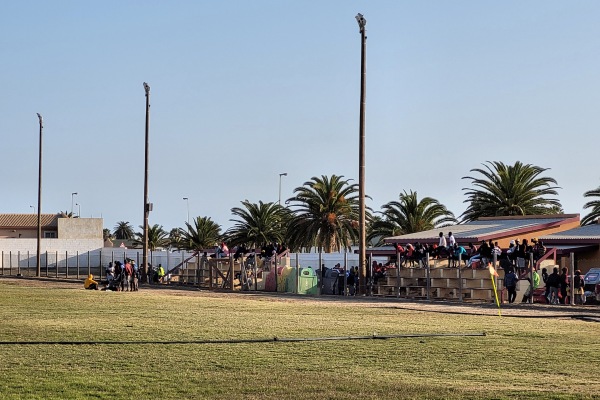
[84,274,99,290]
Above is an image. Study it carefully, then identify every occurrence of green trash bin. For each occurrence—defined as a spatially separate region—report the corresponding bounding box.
[298,266,318,295]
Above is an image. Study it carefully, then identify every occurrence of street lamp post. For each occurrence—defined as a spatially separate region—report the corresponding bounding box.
[71,192,78,215]
[356,13,367,295]
[30,205,35,214]
[36,113,43,277]
[142,82,151,283]
[278,173,287,205]
[183,197,190,225]
[76,203,81,218]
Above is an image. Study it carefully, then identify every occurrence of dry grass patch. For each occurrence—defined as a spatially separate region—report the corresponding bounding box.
[0,279,598,399]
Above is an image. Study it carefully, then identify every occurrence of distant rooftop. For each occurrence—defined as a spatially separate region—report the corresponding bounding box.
[0,214,60,229]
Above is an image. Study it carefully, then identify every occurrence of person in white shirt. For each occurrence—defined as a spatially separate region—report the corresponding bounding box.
[447,232,456,249]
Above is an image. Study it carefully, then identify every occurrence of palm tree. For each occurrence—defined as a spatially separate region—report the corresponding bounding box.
[224,200,290,249]
[368,190,457,246]
[179,216,222,251]
[103,228,113,242]
[134,224,170,251]
[286,175,362,253]
[461,161,562,222]
[169,228,183,250]
[59,211,74,218]
[581,187,600,225]
[113,221,135,240]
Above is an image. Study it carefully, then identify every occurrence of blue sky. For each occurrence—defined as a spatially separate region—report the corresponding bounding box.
[2,1,600,233]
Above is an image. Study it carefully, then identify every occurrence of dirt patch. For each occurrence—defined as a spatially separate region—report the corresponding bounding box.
[2,276,598,319]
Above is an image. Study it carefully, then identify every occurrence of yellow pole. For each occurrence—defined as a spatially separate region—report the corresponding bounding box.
[488,265,501,317]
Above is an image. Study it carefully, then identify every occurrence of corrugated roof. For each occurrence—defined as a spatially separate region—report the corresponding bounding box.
[0,214,59,228]
[542,224,600,241]
[384,215,578,244]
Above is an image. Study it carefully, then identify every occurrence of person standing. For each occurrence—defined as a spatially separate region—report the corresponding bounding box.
[559,267,569,304]
[546,267,561,304]
[504,268,519,303]
[438,232,447,259]
[573,270,585,305]
[447,232,456,250]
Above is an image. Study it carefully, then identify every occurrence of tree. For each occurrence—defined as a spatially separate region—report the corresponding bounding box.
[581,187,600,225]
[134,224,170,251]
[286,175,363,253]
[59,211,74,218]
[224,200,290,249]
[461,161,562,222]
[179,216,222,251]
[368,190,457,246]
[113,221,135,240]
[169,228,183,250]
[103,228,113,242]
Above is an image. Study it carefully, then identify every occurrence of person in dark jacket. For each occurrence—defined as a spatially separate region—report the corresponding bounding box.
[559,267,569,304]
[546,267,561,304]
[504,268,519,303]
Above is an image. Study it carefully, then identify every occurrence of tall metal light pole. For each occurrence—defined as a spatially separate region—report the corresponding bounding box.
[183,197,190,225]
[278,173,287,205]
[71,192,78,215]
[356,13,367,295]
[76,203,81,218]
[30,205,35,214]
[36,113,43,277]
[143,82,151,282]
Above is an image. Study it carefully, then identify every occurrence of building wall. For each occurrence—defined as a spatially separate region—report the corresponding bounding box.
[0,228,56,239]
[558,249,600,274]
[57,218,103,239]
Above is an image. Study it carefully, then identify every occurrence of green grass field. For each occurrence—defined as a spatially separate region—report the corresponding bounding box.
[0,279,598,399]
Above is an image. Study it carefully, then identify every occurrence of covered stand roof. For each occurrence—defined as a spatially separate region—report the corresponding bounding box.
[383,214,579,245]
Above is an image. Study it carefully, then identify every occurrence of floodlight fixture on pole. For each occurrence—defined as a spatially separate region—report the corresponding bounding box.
[36,113,43,277]
[71,192,78,215]
[142,82,151,282]
[278,173,287,205]
[183,197,190,225]
[356,12,367,295]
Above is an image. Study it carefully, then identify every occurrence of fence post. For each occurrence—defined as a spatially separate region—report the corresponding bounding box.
[17,251,21,276]
[45,251,48,276]
[459,254,463,303]
[209,258,213,290]
[55,251,58,278]
[99,250,103,281]
[27,251,30,277]
[396,247,401,298]
[367,254,373,296]
[76,251,80,280]
[529,252,534,304]
[87,250,90,276]
[65,251,68,278]
[570,252,575,306]
[1,251,3,275]
[318,251,322,296]
[9,251,12,276]
[295,253,300,294]
[229,254,234,291]
[426,252,431,301]
[343,251,348,296]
